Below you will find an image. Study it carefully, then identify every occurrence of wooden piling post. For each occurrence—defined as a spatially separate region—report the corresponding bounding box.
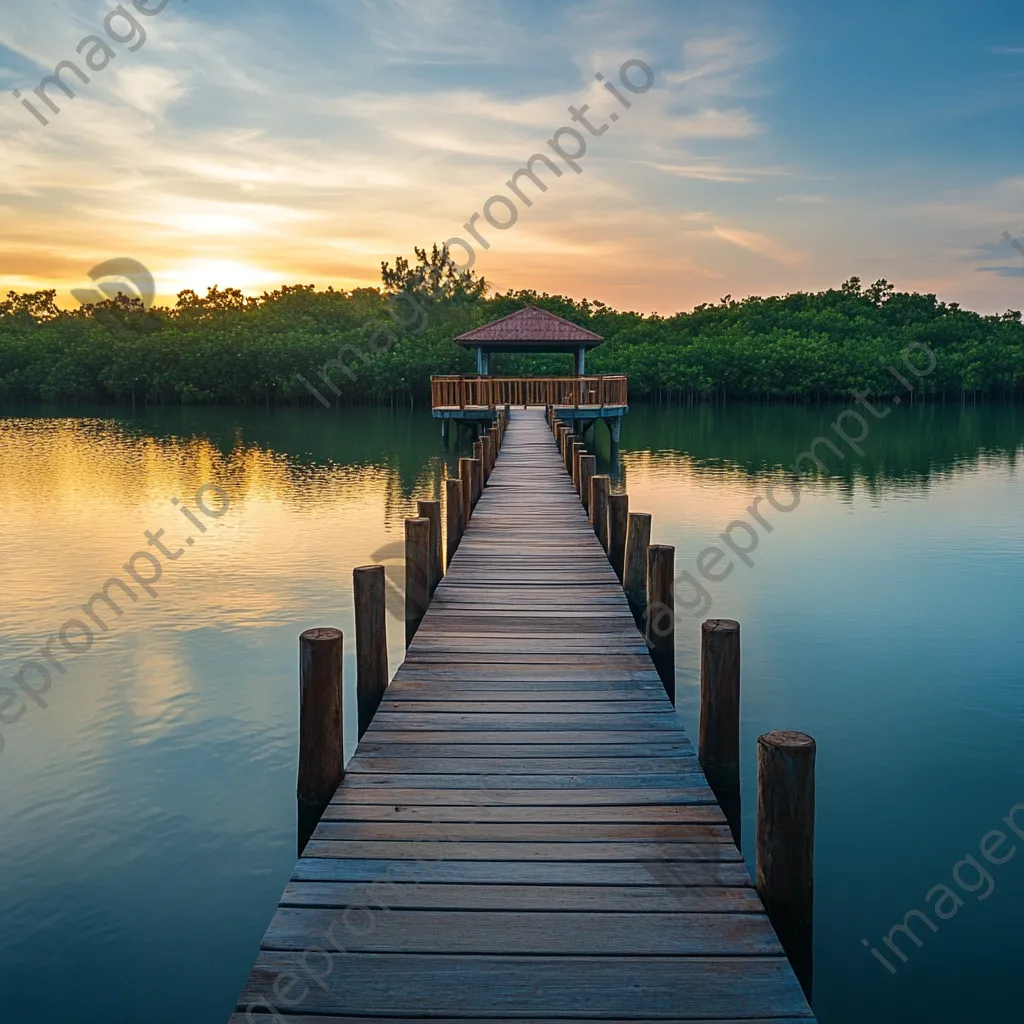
[481,435,494,483]
[472,441,485,495]
[579,455,596,514]
[756,731,816,1001]
[417,499,442,596]
[459,457,473,524]
[297,626,343,855]
[590,474,610,551]
[571,442,585,493]
[608,493,629,583]
[405,517,430,648]
[700,619,741,847]
[489,425,499,462]
[646,544,675,703]
[563,429,574,473]
[469,457,483,507]
[623,512,651,625]
[353,567,387,739]
[445,478,464,568]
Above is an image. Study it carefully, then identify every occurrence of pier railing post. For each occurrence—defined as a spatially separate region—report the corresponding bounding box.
[297,626,343,855]
[646,543,675,703]
[700,619,741,847]
[405,517,430,647]
[590,474,610,551]
[608,493,629,582]
[579,455,596,514]
[756,730,816,1002]
[353,566,388,739]
[459,457,473,524]
[623,512,651,626]
[488,426,499,466]
[417,499,443,596]
[445,478,464,568]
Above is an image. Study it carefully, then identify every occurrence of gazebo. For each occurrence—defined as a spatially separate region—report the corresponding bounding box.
[431,306,628,447]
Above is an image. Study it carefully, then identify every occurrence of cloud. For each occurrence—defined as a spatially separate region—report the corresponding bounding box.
[641,160,787,183]
[701,225,805,267]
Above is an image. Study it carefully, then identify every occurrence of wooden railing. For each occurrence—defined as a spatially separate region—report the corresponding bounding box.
[431,375,628,409]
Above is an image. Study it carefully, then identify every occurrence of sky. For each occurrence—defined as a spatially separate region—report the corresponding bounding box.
[2,0,1024,315]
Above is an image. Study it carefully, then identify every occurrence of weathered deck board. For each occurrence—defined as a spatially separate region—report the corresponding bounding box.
[231,408,815,1023]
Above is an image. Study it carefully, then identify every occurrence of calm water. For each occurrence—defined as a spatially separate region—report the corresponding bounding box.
[0,402,1022,1023]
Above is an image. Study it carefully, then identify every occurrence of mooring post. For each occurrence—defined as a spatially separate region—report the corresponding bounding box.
[472,441,485,496]
[623,512,651,626]
[469,456,483,507]
[481,434,494,483]
[571,442,585,492]
[700,619,741,847]
[405,517,430,647]
[579,455,596,515]
[459,457,473,524]
[646,544,675,702]
[445,478,464,568]
[488,426,499,468]
[590,474,610,551]
[353,566,387,739]
[756,730,816,1002]
[297,626,343,856]
[416,499,443,596]
[608,493,629,583]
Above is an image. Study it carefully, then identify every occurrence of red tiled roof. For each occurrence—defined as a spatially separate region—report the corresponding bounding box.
[455,306,603,346]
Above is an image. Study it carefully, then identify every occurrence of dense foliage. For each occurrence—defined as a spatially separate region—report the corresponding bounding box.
[2,247,1023,406]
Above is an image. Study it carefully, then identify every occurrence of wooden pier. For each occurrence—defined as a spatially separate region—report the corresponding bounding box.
[231,408,815,1023]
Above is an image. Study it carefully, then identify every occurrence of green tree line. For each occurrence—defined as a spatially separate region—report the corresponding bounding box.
[2,246,1022,406]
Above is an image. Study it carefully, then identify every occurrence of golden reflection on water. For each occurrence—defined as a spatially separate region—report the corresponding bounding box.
[0,417,447,639]
[0,415,457,771]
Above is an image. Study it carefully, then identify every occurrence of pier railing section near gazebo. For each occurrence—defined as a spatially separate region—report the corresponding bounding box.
[431,374,628,409]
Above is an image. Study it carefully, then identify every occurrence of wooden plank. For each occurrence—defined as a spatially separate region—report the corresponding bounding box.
[329,786,721,805]
[279,881,760,911]
[238,954,813,1019]
[291,858,754,886]
[263,908,783,955]
[301,840,743,862]
[309,821,732,841]
[321,803,727,823]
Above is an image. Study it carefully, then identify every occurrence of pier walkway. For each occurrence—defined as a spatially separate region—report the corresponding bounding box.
[231,408,814,1022]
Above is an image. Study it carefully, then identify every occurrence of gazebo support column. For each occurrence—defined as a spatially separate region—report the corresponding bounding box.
[574,346,586,376]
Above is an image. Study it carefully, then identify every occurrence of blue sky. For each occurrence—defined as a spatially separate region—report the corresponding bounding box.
[2,0,1024,313]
